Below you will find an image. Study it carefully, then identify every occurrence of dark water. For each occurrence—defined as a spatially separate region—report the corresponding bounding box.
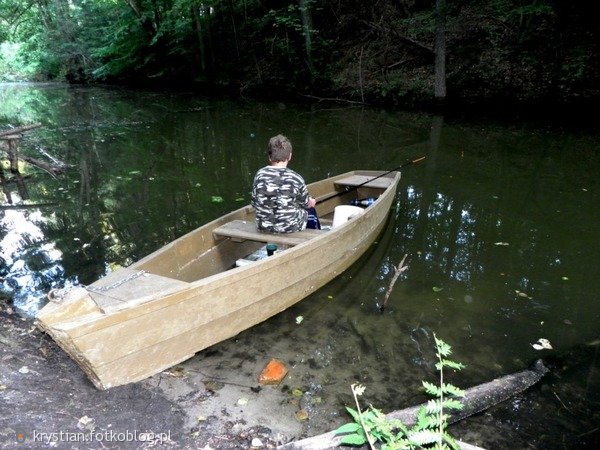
[1,83,599,447]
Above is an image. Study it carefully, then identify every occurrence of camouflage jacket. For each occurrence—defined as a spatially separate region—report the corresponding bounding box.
[251,166,309,233]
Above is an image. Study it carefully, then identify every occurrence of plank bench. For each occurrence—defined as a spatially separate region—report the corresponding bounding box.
[213,219,323,246]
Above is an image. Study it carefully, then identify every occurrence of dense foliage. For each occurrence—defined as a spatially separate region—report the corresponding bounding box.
[1,0,598,107]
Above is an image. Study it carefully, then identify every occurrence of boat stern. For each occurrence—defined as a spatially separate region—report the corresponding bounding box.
[36,287,98,330]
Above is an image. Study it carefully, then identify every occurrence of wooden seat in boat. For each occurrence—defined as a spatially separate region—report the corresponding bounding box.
[213,220,323,246]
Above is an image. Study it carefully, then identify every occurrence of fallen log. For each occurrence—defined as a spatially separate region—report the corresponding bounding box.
[20,156,66,176]
[0,123,43,138]
[389,359,548,426]
[280,360,548,450]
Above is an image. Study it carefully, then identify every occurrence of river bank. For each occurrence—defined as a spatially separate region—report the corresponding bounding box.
[0,306,288,449]
[2,302,599,450]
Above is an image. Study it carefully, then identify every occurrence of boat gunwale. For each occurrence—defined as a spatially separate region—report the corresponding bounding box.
[127,170,400,282]
[134,170,399,285]
[43,170,401,330]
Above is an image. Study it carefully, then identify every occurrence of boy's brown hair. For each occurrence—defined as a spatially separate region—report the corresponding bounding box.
[268,134,292,162]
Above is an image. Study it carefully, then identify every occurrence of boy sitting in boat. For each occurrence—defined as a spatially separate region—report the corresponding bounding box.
[251,134,320,233]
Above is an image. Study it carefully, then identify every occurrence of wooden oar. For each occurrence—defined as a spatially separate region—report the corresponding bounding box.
[316,156,425,204]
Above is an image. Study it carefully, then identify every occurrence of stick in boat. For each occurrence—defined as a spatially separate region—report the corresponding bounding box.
[316,156,425,205]
[378,254,409,312]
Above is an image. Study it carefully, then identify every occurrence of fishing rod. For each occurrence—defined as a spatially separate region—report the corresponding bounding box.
[316,156,425,204]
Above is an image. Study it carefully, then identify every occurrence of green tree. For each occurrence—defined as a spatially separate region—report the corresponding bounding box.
[1,1,598,106]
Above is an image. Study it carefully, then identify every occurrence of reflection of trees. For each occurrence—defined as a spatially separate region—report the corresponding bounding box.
[412,115,441,262]
[0,208,62,312]
[40,89,108,285]
[394,118,599,344]
[2,85,597,331]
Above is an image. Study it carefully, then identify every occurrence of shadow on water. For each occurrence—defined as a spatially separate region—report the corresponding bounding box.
[1,83,599,448]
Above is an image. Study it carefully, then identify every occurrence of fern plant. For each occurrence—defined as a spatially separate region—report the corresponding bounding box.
[335,334,465,449]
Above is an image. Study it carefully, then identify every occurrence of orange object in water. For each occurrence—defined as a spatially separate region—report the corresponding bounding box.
[258,358,288,385]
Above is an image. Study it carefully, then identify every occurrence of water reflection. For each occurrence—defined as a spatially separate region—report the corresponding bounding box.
[0,198,66,313]
[0,170,29,202]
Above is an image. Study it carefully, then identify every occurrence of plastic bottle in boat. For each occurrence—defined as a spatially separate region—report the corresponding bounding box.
[350,197,377,207]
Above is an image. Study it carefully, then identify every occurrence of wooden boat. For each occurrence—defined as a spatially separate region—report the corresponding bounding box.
[36,170,401,389]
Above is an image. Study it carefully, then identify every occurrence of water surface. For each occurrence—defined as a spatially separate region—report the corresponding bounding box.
[1,83,598,447]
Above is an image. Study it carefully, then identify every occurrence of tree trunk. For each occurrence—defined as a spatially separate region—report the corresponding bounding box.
[299,0,314,78]
[0,165,13,204]
[124,0,157,36]
[227,0,240,61]
[7,139,19,174]
[434,0,447,101]
[192,4,206,72]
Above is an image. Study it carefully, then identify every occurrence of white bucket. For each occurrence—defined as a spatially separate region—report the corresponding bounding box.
[332,205,364,228]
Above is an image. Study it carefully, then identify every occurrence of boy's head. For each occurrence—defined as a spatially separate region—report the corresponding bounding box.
[268,134,292,163]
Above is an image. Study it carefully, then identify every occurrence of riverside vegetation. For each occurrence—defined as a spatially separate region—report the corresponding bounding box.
[335,335,465,449]
[1,1,598,109]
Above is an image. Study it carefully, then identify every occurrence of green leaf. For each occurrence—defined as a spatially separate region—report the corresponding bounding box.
[443,398,464,410]
[422,380,442,396]
[435,339,452,357]
[335,422,362,435]
[345,406,361,423]
[415,406,431,427]
[370,429,386,441]
[362,409,379,423]
[442,383,465,397]
[425,399,441,414]
[432,286,443,292]
[414,406,438,431]
[440,359,465,371]
[339,433,367,446]
[409,429,438,446]
[211,195,224,203]
[393,419,409,435]
[418,414,439,431]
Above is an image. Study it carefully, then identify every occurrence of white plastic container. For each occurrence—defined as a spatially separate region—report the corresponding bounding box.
[332,205,364,228]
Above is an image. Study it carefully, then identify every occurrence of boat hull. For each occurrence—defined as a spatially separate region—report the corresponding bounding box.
[36,171,400,389]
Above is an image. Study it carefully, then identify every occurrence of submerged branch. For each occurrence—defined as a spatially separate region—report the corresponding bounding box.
[379,254,409,311]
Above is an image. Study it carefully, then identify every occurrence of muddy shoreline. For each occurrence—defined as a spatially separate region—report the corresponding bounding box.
[0,307,292,449]
[2,304,599,449]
